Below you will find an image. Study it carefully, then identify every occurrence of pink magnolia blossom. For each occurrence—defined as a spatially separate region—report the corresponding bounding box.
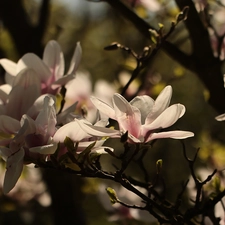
[91,85,194,143]
[0,40,82,94]
[0,96,57,194]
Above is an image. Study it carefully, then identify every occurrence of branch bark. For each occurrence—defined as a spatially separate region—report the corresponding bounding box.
[105,0,225,113]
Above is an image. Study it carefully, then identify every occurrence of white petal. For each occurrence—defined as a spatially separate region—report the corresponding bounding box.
[94,119,109,127]
[76,119,120,138]
[29,142,58,154]
[145,85,172,124]
[0,147,14,160]
[17,53,51,82]
[27,94,56,119]
[0,59,17,85]
[51,74,75,89]
[0,115,20,134]
[57,101,77,125]
[43,40,65,81]
[0,58,17,75]
[215,113,225,121]
[91,96,116,120]
[7,68,41,119]
[35,96,57,137]
[144,104,185,131]
[53,120,90,143]
[92,147,114,154]
[145,130,194,142]
[67,42,82,75]
[3,148,24,194]
[0,84,11,103]
[130,95,154,124]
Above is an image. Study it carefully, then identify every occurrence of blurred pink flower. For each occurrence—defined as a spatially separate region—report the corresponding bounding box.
[0,96,57,194]
[0,40,82,94]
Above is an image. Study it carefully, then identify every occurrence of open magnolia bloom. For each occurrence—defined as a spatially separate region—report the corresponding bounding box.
[0,40,82,94]
[0,96,57,194]
[91,85,194,143]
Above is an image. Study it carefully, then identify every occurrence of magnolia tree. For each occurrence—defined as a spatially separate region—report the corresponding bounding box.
[0,0,225,225]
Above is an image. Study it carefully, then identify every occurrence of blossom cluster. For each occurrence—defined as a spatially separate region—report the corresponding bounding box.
[0,40,194,195]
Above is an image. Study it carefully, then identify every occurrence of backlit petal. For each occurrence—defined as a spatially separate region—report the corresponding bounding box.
[67,42,82,75]
[17,53,51,82]
[43,40,65,81]
[53,120,90,143]
[144,104,185,131]
[7,68,41,120]
[130,95,154,124]
[76,119,120,138]
[145,130,194,142]
[215,113,225,121]
[145,85,172,124]
[0,59,17,75]
[51,74,75,89]
[91,96,116,120]
[29,142,58,154]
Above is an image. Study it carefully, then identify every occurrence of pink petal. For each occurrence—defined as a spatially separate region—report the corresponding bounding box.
[113,94,141,138]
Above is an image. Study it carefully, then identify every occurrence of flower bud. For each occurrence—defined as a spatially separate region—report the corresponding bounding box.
[106,187,118,204]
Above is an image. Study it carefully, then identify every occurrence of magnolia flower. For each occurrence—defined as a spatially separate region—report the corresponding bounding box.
[0,40,82,94]
[91,85,194,143]
[0,96,57,194]
[22,96,57,154]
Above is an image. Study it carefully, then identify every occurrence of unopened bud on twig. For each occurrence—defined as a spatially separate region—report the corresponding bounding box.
[149,29,159,44]
[176,6,189,23]
[156,159,163,174]
[104,42,121,50]
[106,187,118,204]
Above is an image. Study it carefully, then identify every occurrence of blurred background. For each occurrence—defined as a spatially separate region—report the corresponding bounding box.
[0,0,225,224]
